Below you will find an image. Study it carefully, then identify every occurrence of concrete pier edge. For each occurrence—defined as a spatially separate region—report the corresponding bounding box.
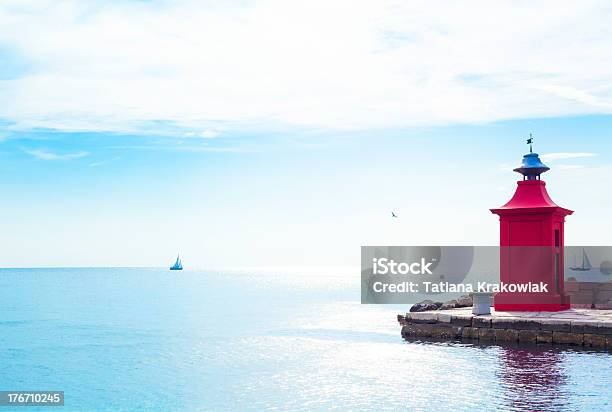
[398,308,612,349]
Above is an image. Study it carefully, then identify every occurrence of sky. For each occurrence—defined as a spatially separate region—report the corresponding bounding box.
[0,0,611,268]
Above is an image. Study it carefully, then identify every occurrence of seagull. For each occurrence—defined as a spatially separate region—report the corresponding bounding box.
[391,212,398,218]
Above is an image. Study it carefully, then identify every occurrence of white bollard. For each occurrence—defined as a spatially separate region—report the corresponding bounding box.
[472,293,494,315]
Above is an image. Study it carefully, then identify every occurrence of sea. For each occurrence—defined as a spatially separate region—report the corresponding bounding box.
[0,267,610,411]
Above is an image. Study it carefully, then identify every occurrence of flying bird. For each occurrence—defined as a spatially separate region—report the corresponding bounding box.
[391,212,398,218]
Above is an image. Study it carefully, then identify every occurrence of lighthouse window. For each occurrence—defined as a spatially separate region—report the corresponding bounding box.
[554,229,560,248]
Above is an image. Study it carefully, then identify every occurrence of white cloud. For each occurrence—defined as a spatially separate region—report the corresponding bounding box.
[540,152,597,162]
[182,129,219,138]
[2,0,612,133]
[24,149,89,160]
[556,164,586,170]
[200,129,219,139]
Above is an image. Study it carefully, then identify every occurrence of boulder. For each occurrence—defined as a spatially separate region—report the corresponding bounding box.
[455,294,473,308]
[440,300,457,310]
[409,300,443,312]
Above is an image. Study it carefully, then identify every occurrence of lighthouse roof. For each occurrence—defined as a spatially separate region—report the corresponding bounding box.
[513,152,550,178]
[491,180,573,215]
[497,180,558,209]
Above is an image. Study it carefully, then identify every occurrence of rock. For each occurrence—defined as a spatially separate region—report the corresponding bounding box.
[598,321,612,335]
[570,320,600,334]
[437,313,452,323]
[440,300,457,310]
[451,315,473,327]
[518,330,538,343]
[462,327,478,339]
[536,331,553,344]
[455,294,473,308]
[492,317,540,330]
[540,319,571,332]
[409,300,442,312]
[403,323,435,338]
[473,317,492,328]
[410,312,438,323]
[479,328,496,341]
[401,325,413,339]
[431,324,462,339]
[552,331,584,345]
[584,334,607,348]
[495,329,519,342]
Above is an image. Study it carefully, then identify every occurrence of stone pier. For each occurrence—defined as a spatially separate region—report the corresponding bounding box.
[397,308,612,349]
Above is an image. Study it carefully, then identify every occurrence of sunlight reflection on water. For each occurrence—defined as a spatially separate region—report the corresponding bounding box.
[0,268,609,411]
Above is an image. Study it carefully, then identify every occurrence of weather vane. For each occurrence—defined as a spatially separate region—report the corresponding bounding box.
[526,133,534,153]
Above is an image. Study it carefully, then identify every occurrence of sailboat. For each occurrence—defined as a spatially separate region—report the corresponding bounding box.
[570,248,592,271]
[170,254,183,271]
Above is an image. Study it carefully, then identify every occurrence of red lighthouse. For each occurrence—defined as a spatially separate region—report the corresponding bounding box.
[491,141,572,312]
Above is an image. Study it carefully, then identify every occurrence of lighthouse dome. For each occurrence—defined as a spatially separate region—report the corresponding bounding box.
[513,152,550,180]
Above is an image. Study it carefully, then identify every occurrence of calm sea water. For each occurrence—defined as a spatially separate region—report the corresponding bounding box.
[0,268,609,411]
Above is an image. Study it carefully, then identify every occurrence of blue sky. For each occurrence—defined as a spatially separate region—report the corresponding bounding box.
[0,1,611,267]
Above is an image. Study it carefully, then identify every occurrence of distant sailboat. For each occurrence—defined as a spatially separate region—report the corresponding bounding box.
[170,254,183,271]
[570,249,592,271]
